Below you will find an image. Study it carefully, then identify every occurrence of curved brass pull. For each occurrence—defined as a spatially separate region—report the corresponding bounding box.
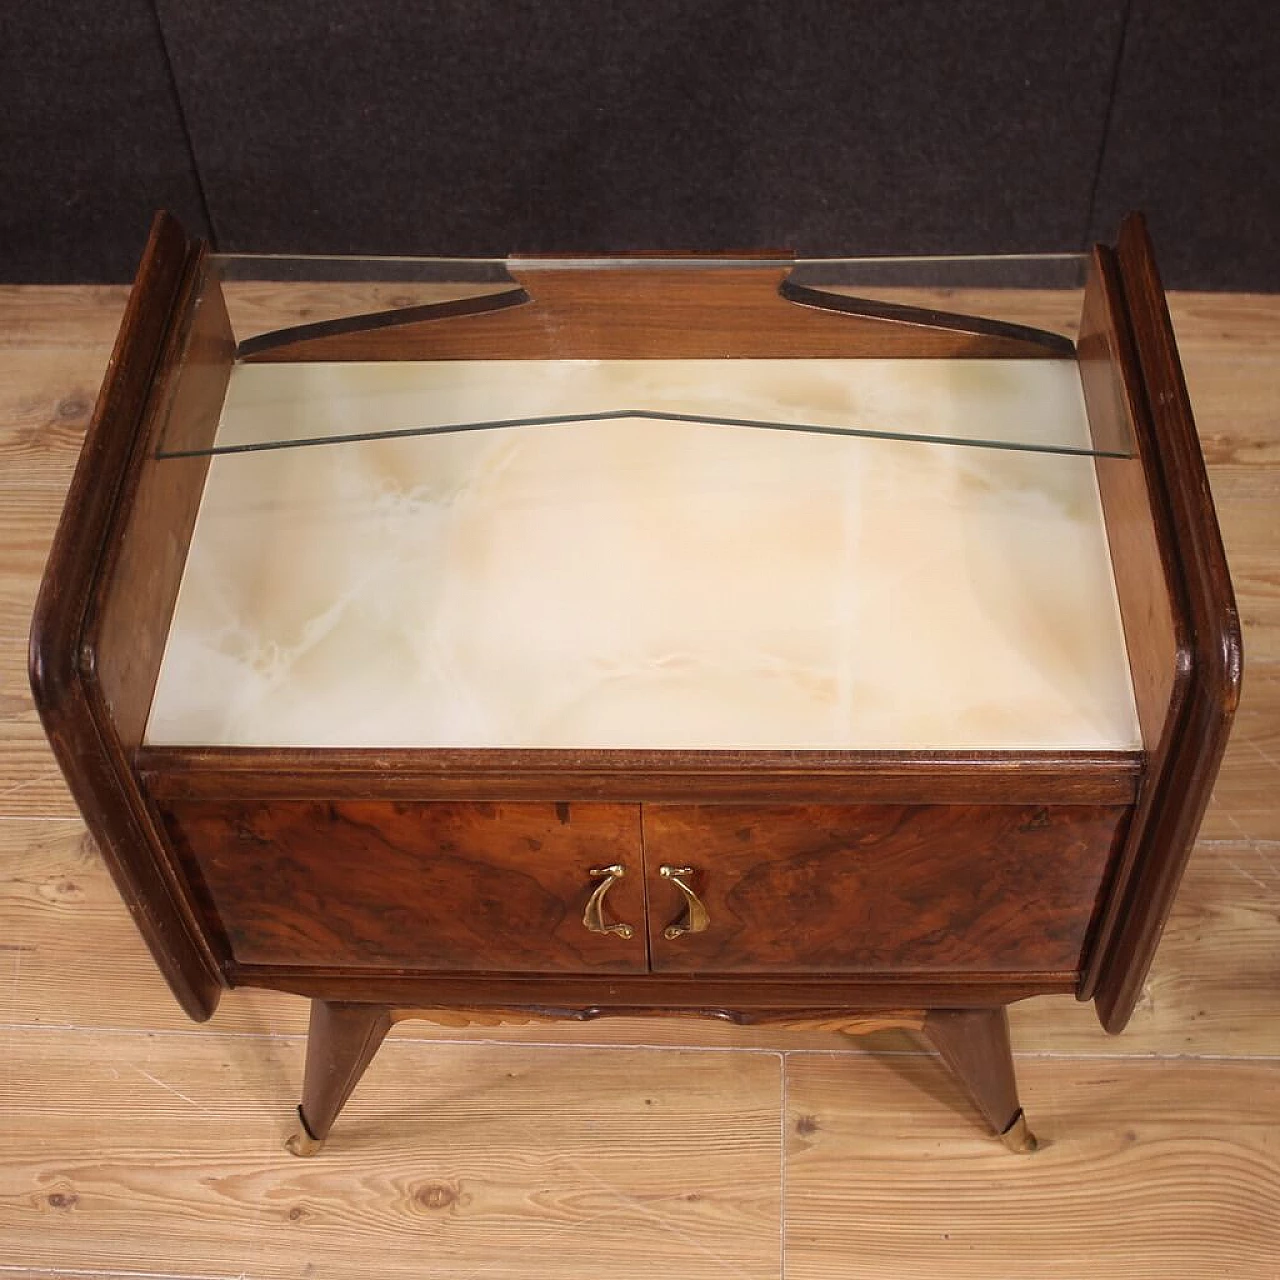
[583,864,634,939]
[660,865,710,939]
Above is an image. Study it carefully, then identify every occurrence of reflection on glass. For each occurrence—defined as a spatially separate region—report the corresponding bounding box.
[154,251,1129,461]
[156,356,1103,460]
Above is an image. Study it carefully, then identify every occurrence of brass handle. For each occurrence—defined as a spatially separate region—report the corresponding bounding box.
[660,865,710,939]
[583,864,634,939]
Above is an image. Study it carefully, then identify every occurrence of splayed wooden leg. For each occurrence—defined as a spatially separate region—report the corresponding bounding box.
[922,1007,1039,1153]
[285,1000,393,1156]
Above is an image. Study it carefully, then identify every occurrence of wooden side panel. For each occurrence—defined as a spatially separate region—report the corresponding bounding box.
[643,804,1128,975]
[1081,248,1183,751]
[1086,216,1242,1030]
[159,800,648,974]
[27,212,224,1020]
[1079,243,1188,1010]
[91,258,235,746]
[241,266,1074,362]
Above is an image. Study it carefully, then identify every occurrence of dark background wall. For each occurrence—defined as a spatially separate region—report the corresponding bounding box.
[2,0,1276,288]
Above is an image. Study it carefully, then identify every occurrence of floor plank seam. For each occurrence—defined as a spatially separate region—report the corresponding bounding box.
[8,1021,1278,1068]
[784,1046,1280,1062]
[0,1267,249,1280]
[0,1020,808,1055]
[779,1052,788,1280]
[5,1022,1280,1063]
[0,817,85,827]
[0,346,117,356]
[1199,837,1280,849]
[0,815,83,824]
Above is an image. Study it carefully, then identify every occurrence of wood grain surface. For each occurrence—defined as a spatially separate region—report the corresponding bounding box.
[240,266,1074,362]
[1,283,1278,1277]
[786,1054,1280,1279]
[213,281,1093,354]
[0,1027,783,1279]
[160,799,647,972]
[643,803,1126,973]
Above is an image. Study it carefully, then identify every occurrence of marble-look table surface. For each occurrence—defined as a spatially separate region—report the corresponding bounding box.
[146,359,1139,751]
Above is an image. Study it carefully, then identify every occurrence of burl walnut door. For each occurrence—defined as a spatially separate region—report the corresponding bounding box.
[160,800,647,973]
[643,804,1128,974]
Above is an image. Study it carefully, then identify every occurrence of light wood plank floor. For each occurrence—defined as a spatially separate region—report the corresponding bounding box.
[1,285,1277,1279]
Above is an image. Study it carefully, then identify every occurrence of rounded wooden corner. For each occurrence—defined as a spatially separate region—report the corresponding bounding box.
[1083,214,1243,1035]
[27,207,226,1026]
[27,590,81,733]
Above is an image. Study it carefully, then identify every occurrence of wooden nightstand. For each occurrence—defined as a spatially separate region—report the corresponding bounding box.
[30,213,1239,1156]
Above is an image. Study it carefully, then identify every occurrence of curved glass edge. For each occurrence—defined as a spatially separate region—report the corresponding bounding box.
[207,252,1089,342]
[210,252,515,281]
[153,355,1129,463]
[156,414,1127,462]
[205,251,1090,357]
[211,250,1087,272]
[156,252,1127,462]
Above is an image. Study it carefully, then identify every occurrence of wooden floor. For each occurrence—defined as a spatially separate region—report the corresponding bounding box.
[1,284,1278,1279]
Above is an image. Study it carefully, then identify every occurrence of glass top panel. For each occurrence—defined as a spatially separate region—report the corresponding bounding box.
[154,251,1131,461]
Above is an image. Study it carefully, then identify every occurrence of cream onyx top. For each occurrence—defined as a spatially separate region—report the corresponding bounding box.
[145,359,1141,751]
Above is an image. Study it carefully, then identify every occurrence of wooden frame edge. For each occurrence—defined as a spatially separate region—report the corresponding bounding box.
[229,966,1077,1010]
[27,211,225,1022]
[136,746,1142,806]
[1083,215,1243,1031]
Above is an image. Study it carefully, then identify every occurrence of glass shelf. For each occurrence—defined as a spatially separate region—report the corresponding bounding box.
[154,251,1130,461]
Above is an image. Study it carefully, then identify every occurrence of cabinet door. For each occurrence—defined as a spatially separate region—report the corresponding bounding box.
[161,800,646,973]
[643,804,1127,974]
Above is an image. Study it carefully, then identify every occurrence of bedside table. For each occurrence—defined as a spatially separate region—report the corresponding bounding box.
[30,213,1240,1155]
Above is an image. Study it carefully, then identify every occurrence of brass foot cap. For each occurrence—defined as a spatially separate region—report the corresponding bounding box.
[285,1129,325,1157]
[285,1107,325,1157]
[998,1111,1040,1154]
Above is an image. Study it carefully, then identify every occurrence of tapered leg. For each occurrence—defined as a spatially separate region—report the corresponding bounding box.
[286,1001,393,1156]
[921,1007,1038,1152]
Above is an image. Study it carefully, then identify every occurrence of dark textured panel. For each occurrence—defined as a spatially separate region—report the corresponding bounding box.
[158,0,1123,256]
[1090,0,1280,290]
[746,0,1126,255]
[0,1,208,282]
